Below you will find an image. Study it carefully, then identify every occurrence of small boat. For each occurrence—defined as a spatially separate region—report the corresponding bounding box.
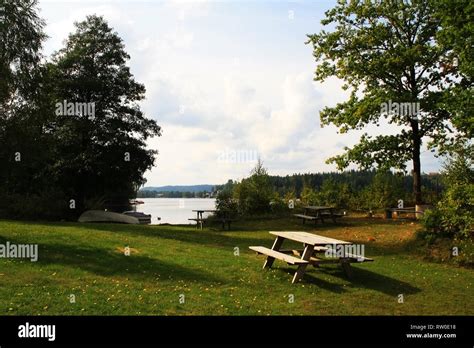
[78,210,140,224]
[123,211,152,224]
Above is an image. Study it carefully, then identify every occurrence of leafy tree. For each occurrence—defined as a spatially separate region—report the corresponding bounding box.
[300,186,318,206]
[363,171,405,211]
[306,0,469,204]
[0,0,46,105]
[434,0,473,154]
[421,149,473,245]
[47,15,161,212]
[233,159,274,215]
[0,0,59,217]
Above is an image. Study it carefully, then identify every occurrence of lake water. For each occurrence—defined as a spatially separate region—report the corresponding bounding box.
[135,198,216,225]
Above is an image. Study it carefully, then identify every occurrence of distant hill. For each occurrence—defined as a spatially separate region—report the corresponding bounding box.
[141,185,216,193]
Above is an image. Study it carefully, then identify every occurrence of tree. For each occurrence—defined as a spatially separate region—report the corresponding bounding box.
[233,159,274,215]
[0,0,46,106]
[48,15,161,212]
[421,149,473,243]
[0,0,54,206]
[306,0,469,204]
[434,0,473,154]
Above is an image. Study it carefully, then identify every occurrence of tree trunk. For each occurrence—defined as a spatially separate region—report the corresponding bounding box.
[409,66,423,205]
[412,127,423,205]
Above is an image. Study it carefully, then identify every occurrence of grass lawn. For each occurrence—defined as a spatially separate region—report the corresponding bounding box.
[0,217,472,315]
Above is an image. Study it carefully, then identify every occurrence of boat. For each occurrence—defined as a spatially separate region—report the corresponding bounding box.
[123,211,152,224]
[78,210,140,224]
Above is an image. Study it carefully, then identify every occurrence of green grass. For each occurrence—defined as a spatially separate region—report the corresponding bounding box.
[0,217,472,315]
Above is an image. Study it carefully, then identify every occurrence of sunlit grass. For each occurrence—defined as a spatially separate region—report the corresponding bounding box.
[0,217,472,315]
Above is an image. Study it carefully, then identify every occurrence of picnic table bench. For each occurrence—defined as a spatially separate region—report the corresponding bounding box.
[189,210,236,230]
[294,206,343,224]
[385,207,416,219]
[250,231,373,283]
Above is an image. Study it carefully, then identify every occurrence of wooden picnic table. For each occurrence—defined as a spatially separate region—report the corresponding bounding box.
[190,209,216,229]
[294,206,342,224]
[250,231,373,283]
[189,209,236,230]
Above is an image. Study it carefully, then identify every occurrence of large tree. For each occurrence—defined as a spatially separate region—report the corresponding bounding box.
[0,0,51,197]
[306,0,471,204]
[434,0,473,155]
[48,15,161,212]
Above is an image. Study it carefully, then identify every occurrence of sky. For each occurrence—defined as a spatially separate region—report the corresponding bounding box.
[38,0,441,186]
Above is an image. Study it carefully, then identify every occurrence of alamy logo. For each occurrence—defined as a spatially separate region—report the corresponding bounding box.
[55,100,96,118]
[325,243,365,261]
[0,241,38,262]
[18,322,56,341]
[380,100,420,120]
[217,147,259,164]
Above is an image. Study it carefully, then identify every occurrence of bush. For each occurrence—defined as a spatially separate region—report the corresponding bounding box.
[233,160,274,215]
[215,189,238,217]
[421,152,473,239]
[270,193,290,215]
[0,190,70,220]
[419,151,473,266]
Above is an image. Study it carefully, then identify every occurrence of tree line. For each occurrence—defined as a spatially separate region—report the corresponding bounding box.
[216,161,443,216]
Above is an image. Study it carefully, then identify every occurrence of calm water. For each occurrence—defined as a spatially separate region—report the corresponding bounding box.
[135,198,216,225]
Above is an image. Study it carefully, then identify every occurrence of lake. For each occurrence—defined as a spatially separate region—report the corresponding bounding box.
[135,198,216,225]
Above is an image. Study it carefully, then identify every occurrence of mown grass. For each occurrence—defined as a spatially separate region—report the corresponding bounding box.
[0,217,472,315]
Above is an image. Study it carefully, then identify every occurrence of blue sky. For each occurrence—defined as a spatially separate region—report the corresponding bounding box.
[38,0,440,186]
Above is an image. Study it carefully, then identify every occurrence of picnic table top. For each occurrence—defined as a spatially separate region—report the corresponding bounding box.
[192,209,216,213]
[270,231,352,246]
[304,206,333,210]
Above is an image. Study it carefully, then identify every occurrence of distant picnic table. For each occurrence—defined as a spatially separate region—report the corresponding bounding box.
[250,231,373,283]
[294,206,343,224]
[385,207,416,219]
[189,209,235,230]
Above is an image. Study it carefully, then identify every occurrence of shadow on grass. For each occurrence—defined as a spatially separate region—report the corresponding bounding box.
[0,235,222,283]
[314,264,420,296]
[265,263,420,296]
[11,220,280,250]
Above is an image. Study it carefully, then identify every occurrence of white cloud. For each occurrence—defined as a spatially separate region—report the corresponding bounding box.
[38,0,442,185]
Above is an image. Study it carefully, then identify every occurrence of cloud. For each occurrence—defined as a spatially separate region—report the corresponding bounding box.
[38,0,442,185]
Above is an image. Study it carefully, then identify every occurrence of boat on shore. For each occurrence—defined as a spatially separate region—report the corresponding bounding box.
[123,211,152,224]
[78,210,140,224]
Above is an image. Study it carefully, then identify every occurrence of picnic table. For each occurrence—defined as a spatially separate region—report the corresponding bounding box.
[385,207,416,219]
[189,210,216,230]
[189,209,236,230]
[250,231,373,283]
[294,206,343,224]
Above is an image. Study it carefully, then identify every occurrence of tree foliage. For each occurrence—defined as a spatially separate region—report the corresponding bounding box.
[0,5,161,219]
[306,0,472,204]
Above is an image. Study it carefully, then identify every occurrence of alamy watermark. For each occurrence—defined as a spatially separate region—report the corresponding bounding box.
[18,322,55,341]
[324,243,365,261]
[217,147,259,164]
[0,241,38,262]
[380,100,420,120]
[55,100,96,119]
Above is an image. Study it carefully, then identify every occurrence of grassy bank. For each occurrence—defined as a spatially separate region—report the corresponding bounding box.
[0,217,472,315]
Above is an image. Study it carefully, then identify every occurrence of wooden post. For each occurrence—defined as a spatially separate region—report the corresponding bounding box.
[292,244,314,283]
[263,236,285,269]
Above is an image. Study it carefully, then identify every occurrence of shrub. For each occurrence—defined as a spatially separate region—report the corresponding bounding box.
[419,151,473,266]
[215,189,238,217]
[233,160,274,215]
